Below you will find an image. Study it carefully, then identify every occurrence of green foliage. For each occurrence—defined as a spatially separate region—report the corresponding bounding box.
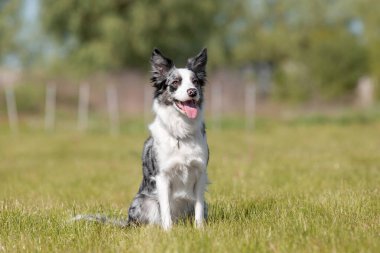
[13,83,45,113]
[307,33,368,98]
[3,0,379,101]
[358,0,380,79]
[41,0,242,75]
[273,61,313,102]
[234,0,372,101]
[0,0,21,59]
[357,0,380,98]
[0,84,44,119]
[275,30,369,101]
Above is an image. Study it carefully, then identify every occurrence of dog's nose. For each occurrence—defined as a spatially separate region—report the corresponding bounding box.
[187,88,198,97]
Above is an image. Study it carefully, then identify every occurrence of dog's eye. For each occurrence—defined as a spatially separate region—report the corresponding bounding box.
[172,80,180,86]
[192,79,199,85]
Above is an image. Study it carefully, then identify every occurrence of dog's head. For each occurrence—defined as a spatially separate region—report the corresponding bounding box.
[150,48,207,120]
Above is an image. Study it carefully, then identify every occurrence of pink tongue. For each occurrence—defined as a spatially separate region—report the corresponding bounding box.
[182,101,198,119]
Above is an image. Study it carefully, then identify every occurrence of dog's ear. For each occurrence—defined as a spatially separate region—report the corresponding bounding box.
[151,48,174,86]
[187,48,207,84]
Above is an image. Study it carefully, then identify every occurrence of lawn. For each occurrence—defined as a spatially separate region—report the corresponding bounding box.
[0,117,379,252]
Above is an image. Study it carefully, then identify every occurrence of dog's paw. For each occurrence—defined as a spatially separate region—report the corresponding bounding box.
[195,220,204,229]
[161,218,172,231]
[162,223,172,231]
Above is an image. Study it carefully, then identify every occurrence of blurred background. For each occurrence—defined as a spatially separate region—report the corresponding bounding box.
[0,0,379,132]
[2,2,380,251]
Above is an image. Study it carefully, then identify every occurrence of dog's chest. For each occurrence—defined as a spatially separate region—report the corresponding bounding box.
[156,134,207,173]
[154,131,208,200]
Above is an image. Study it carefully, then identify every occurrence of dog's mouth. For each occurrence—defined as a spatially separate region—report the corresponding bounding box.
[174,99,198,119]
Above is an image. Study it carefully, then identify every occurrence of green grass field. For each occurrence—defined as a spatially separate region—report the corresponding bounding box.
[0,117,379,252]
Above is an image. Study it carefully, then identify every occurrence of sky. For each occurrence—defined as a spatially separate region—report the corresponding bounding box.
[22,0,39,23]
[4,0,49,69]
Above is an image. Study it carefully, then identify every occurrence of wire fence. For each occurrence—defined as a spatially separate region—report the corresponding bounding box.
[1,70,375,134]
[0,72,258,134]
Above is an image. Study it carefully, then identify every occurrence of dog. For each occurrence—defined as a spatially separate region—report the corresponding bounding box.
[73,48,209,230]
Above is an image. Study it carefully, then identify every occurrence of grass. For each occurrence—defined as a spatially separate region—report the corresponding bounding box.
[0,117,379,252]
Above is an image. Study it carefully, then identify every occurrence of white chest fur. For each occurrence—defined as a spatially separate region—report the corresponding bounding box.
[149,104,208,201]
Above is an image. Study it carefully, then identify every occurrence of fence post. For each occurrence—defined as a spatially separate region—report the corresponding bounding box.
[245,83,256,130]
[211,82,222,129]
[107,84,120,135]
[356,76,374,108]
[4,85,18,133]
[78,82,90,132]
[45,83,56,131]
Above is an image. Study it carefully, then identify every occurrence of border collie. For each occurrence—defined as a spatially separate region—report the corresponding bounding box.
[73,48,209,230]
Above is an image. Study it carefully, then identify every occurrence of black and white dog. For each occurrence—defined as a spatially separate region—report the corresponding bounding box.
[128,48,209,230]
[73,48,209,230]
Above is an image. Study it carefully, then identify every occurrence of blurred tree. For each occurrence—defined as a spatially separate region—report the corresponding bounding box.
[0,0,22,66]
[358,0,380,96]
[7,0,375,101]
[234,0,370,101]
[40,0,242,75]
[306,31,368,98]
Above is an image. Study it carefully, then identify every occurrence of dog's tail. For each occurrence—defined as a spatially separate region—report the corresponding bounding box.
[70,214,130,228]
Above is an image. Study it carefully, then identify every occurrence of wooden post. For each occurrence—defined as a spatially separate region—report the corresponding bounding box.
[211,82,222,129]
[242,65,257,131]
[78,83,90,132]
[107,84,120,135]
[4,85,18,133]
[245,83,256,130]
[356,76,374,108]
[45,83,56,131]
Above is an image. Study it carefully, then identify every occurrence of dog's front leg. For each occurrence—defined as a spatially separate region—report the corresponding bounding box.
[194,171,207,228]
[156,174,172,230]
